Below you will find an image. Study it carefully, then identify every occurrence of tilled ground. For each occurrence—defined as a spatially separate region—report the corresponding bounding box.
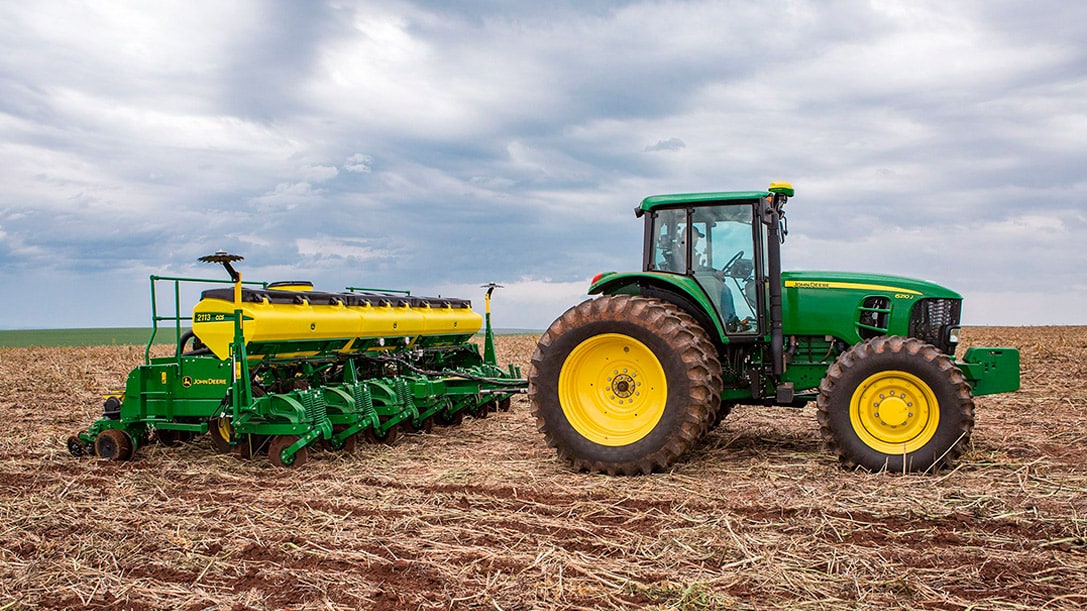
[1,328,1085,610]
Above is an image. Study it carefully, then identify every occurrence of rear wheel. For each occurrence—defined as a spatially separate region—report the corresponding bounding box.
[94,429,134,461]
[817,336,974,473]
[528,296,722,475]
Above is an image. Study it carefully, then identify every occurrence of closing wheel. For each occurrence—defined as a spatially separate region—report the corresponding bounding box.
[338,431,359,453]
[67,435,89,457]
[436,410,464,427]
[208,417,234,453]
[528,296,722,475]
[323,425,359,453]
[94,429,134,461]
[268,435,308,468]
[471,401,491,419]
[364,423,402,446]
[817,336,975,473]
[404,417,434,435]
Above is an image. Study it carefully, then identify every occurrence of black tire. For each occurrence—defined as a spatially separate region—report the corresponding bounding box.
[94,429,134,461]
[709,401,736,430]
[816,336,975,473]
[436,410,464,427]
[528,296,723,475]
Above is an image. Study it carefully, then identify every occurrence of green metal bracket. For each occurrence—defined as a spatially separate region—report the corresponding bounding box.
[958,346,1020,396]
[481,283,503,366]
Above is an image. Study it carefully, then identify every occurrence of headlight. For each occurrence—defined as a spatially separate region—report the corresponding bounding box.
[947,326,961,345]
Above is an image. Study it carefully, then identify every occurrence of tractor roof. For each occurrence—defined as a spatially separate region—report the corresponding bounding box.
[636,190,769,215]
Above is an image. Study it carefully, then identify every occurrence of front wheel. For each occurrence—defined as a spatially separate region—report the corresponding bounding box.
[528,296,723,475]
[816,336,975,473]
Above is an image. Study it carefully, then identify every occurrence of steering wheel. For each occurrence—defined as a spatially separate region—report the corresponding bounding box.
[720,250,745,277]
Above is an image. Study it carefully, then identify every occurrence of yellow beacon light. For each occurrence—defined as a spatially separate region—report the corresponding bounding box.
[769,181,794,197]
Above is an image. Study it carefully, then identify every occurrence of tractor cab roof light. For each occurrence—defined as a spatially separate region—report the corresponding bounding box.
[769,182,794,197]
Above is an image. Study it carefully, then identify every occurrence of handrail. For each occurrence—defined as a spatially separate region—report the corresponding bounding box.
[144,275,268,364]
[345,286,411,296]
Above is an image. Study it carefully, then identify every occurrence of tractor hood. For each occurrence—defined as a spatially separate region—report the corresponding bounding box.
[782,270,961,300]
[782,270,962,345]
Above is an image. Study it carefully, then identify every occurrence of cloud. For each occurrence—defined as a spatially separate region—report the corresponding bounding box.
[645,138,685,152]
[295,237,392,262]
[0,1,1084,329]
[344,153,373,173]
[249,182,324,210]
[303,164,339,182]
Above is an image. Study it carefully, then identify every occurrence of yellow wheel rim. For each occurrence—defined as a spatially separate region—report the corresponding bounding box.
[849,370,940,455]
[216,417,233,441]
[558,333,667,446]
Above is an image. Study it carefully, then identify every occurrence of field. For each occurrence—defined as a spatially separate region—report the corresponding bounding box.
[1,327,1085,610]
[0,328,179,348]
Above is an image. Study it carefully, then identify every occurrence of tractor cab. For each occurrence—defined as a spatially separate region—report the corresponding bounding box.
[644,197,765,335]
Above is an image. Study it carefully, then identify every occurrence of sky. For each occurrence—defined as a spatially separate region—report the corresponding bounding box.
[1,0,1084,330]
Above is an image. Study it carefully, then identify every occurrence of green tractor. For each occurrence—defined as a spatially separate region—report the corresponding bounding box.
[528,183,1019,474]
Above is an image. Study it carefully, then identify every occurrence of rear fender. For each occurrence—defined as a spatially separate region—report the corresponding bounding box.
[589,272,727,341]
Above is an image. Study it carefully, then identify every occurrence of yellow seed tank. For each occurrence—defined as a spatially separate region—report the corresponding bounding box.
[192,283,482,360]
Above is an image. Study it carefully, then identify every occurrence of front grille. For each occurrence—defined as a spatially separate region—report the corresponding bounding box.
[909,298,961,353]
[857,296,891,339]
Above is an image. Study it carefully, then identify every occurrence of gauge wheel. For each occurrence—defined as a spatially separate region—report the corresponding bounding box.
[208,417,234,453]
